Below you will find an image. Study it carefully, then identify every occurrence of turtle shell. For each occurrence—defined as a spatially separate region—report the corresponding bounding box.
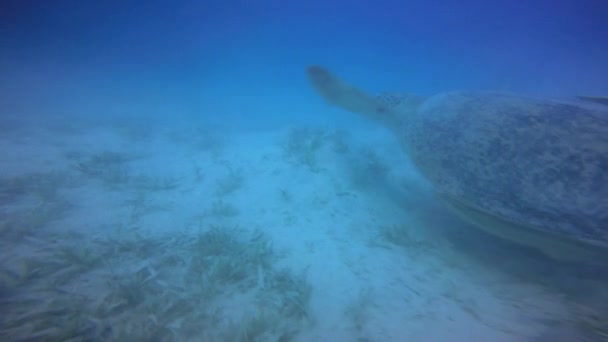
[400,91,608,248]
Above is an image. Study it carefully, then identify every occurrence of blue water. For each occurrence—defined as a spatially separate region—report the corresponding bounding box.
[1,1,607,341]
[3,1,608,126]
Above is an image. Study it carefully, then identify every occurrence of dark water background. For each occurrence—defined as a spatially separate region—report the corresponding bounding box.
[2,0,608,128]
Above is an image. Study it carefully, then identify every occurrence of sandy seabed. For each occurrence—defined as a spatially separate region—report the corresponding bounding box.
[0,118,606,342]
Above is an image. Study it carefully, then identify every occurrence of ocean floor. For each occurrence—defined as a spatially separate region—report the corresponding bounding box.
[0,118,606,341]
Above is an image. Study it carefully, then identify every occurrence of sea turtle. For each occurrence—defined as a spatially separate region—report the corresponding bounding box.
[306,65,608,262]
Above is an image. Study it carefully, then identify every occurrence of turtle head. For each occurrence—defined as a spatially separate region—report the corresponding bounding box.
[577,95,608,106]
[306,65,415,129]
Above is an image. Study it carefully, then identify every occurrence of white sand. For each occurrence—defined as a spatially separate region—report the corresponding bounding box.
[0,120,604,341]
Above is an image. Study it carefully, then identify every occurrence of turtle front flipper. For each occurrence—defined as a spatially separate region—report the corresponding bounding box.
[306,65,400,128]
[439,192,608,264]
